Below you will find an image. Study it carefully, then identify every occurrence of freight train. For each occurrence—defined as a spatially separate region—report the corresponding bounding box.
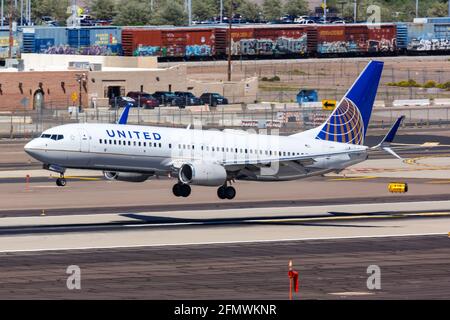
[0,17,449,60]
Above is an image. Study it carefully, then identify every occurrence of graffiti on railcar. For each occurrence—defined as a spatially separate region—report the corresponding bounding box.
[186,45,212,57]
[43,44,115,55]
[134,45,161,56]
[368,38,396,52]
[233,35,307,55]
[318,41,360,53]
[407,38,450,51]
[319,38,395,54]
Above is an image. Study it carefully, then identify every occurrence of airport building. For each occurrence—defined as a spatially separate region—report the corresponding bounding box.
[0,54,258,112]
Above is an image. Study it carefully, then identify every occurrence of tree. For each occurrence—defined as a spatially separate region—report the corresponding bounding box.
[284,0,309,17]
[151,1,188,26]
[427,1,448,17]
[192,0,217,21]
[91,0,117,21]
[113,0,152,26]
[32,0,70,24]
[237,0,262,21]
[262,0,283,21]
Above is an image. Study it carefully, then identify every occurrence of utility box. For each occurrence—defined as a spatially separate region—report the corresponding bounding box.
[297,89,318,104]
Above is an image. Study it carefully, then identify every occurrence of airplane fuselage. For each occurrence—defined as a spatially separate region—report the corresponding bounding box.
[25,123,368,181]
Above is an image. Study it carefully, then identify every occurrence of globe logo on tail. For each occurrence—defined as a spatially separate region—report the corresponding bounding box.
[316,98,365,145]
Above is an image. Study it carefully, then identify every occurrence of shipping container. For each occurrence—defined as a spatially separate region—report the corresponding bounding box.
[214,25,309,57]
[226,25,308,57]
[406,22,450,52]
[315,24,396,55]
[68,27,122,55]
[21,26,122,55]
[0,28,22,58]
[123,27,216,58]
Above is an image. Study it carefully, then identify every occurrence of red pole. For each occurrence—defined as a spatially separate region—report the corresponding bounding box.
[288,260,293,300]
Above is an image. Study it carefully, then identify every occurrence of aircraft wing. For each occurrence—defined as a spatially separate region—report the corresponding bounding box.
[220,149,365,168]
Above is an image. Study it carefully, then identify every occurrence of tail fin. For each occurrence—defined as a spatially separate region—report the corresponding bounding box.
[315,60,384,145]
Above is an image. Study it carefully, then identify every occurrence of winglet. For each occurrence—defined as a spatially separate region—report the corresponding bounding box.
[372,115,405,159]
[117,103,132,125]
[381,115,405,145]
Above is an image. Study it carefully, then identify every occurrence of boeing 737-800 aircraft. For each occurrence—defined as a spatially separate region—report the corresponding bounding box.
[24,60,403,200]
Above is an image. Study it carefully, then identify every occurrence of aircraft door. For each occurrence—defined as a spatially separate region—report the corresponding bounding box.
[79,129,90,153]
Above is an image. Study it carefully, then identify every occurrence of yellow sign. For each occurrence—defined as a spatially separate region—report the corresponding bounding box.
[322,100,336,111]
[71,92,78,103]
[388,183,408,193]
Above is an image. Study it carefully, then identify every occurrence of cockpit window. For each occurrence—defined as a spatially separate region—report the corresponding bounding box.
[41,134,64,141]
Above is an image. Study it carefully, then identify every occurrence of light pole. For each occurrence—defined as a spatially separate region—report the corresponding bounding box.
[415,0,419,18]
[227,1,235,82]
[353,0,357,23]
[220,0,223,23]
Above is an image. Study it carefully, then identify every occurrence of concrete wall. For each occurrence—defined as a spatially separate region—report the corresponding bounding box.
[187,77,259,104]
[0,70,86,111]
[22,54,158,71]
[88,65,188,107]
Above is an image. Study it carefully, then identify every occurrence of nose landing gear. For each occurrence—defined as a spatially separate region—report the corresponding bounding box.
[56,176,67,187]
[173,183,191,198]
[217,184,236,200]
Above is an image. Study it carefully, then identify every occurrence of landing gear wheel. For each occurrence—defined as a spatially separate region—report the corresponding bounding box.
[172,183,182,197]
[173,183,191,198]
[225,186,236,200]
[217,186,227,199]
[180,184,191,198]
[56,178,66,187]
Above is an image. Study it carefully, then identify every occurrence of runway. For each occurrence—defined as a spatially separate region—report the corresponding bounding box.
[0,235,448,299]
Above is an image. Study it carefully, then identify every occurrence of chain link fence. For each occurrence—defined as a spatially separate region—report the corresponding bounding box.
[4,103,450,138]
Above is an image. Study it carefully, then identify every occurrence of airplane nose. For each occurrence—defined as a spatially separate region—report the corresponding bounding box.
[24,139,42,158]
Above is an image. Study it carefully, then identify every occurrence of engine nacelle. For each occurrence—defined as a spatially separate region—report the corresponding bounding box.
[103,171,152,183]
[179,161,227,186]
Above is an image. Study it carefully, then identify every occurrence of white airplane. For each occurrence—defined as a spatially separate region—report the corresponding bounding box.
[24,60,403,200]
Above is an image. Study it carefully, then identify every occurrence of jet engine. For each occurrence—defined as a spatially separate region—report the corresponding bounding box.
[103,171,152,183]
[178,161,227,186]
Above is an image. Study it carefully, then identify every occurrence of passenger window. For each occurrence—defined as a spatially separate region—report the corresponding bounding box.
[133,141,136,146]
[109,140,112,144]
[114,140,117,145]
[159,143,161,148]
[138,142,141,147]
[154,143,157,147]
[169,144,172,149]
[99,139,102,144]
[128,141,131,146]
[144,142,146,147]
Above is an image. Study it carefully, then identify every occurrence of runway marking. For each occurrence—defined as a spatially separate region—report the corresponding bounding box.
[50,175,101,181]
[0,233,446,254]
[427,180,450,184]
[329,176,377,181]
[329,292,374,296]
[243,211,450,224]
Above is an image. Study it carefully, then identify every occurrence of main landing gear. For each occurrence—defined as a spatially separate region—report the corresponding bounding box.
[217,184,236,200]
[172,183,191,198]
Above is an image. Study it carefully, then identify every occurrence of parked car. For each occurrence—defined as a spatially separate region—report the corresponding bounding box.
[174,92,202,106]
[127,91,159,109]
[152,91,184,107]
[109,96,136,109]
[200,93,229,106]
